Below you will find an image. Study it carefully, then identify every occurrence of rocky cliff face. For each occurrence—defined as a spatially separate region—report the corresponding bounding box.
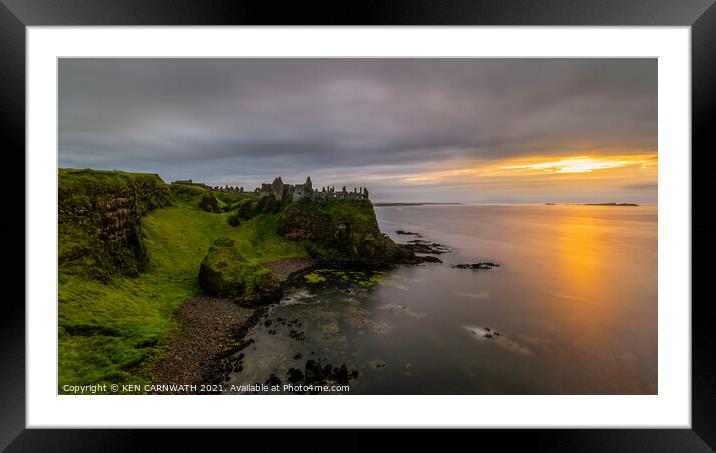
[58,169,172,280]
[277,198,413,266]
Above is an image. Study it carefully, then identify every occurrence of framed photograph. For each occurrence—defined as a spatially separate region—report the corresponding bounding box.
[3,0,714,450]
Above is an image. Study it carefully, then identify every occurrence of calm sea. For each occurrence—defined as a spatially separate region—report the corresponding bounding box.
[225,204,657,394]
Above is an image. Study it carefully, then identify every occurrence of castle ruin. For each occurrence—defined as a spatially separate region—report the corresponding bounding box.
[173,176,368,201]
[256,176,369,201]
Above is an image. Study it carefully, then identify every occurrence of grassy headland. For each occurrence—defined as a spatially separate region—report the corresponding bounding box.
[58,170,307,389]
[58,169,405,391]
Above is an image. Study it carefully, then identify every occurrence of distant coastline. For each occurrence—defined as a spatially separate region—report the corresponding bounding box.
[373,202,463,207]
[545,202,639,206]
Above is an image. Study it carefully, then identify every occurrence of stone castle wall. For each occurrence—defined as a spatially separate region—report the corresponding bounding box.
[257,177,369,201]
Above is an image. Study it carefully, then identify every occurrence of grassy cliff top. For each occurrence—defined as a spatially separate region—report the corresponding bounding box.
[58,168,165,191]
[58,169,309,389]
[57,168,396,391]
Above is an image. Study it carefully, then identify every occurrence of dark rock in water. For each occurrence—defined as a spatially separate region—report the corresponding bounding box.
[418,255,443,263]
[264,319,272,327]
[400,242,449,255]
[234,364,243,372]
[265,373,282,386]
[485,327,491,332]
[333,364,350,385]
[484,333,494,339]
[289,330,307,341]
[293,353,303,360]
[305,359,326,383]
[302,358,358,389]
[494,331,501,336]
[396,230,420,236]
[368,360,387,369]
[287,368,304,383]
[452,262,500,270]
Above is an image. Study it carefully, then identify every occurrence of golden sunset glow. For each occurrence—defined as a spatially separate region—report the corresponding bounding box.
[392,153,657,185]
[501,155,656,174]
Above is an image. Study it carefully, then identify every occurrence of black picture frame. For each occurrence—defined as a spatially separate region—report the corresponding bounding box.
[1,0,713,450]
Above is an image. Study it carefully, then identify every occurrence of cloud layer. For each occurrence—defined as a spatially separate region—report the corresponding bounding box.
[59,58,657,202]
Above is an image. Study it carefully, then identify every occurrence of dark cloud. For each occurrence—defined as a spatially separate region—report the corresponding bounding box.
[59,58,657,201]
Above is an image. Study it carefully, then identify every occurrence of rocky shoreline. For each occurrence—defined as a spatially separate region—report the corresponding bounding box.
[150,258,317,392]
[151,226,499,393]
[148,295,254,391]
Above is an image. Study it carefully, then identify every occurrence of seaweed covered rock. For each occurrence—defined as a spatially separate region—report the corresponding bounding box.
[198,237,282,305]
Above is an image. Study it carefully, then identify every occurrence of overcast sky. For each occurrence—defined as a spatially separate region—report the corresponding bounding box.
[59,58,657,203]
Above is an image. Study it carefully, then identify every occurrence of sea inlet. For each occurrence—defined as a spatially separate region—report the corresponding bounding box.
[223,204,657,394]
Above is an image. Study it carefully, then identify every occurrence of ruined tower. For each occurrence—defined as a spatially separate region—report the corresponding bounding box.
[272,177,284,201]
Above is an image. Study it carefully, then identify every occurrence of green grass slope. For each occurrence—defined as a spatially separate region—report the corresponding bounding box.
[58,172,307,391]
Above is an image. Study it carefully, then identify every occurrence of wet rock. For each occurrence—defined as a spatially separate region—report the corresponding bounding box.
[333,364,350,385]
[264,319,272,327]
[305,359,326,383]
[400,242,449,255]
[452,262,500,270]
[265,374,282,386]
[396,230,420,236]
[302,358,359,388]
[287,368,304,383]
[289,330,307,341]
[396,252,443,264]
